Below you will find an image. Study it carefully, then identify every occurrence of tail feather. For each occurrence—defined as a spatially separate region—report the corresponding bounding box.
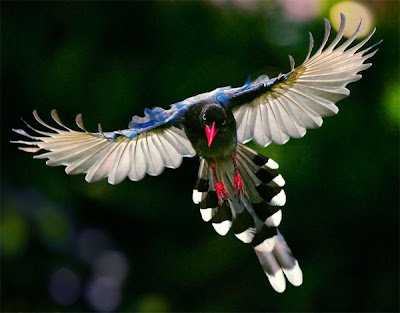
[199,191,217,222]
[195,158,235,236]
[194,159,217,222]
[236,145,285,227]
[265,209,282,227]
[192,144,302,292]
[272,230,303,287]
[231,208,256,243]
[253,227,303,292]
[236,146,286,207]
[253,201,281,226]
[238,144,279,169]
[219,170,257,243]
[211,202,232,236]
[254,244,286,292]
[193,158,208,204]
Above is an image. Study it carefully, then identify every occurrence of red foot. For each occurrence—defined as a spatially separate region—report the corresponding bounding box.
[234,173,245,200]
[215,182,230,204]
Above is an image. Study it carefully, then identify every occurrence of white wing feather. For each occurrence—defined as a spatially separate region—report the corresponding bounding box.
[233,14,380,146]
[12,110,196,184]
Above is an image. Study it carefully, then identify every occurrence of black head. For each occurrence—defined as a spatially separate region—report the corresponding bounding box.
[199,104,227,147]
[200,103,227,129]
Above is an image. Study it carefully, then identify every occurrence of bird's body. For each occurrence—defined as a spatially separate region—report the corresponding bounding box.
[12,15,381,293]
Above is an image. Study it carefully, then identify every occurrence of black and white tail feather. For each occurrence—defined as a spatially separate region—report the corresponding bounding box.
[192,143,302,293]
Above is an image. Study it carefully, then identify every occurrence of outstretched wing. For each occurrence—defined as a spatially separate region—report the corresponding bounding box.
[227,14,381,147]
[12,109,196,184]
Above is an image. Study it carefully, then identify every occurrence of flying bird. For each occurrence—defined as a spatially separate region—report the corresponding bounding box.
[12,14,380,293]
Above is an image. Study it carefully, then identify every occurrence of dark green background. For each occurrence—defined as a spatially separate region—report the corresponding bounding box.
[1,1,399,312]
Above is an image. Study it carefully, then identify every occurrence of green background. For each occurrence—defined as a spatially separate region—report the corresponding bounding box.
[1,1,399,312]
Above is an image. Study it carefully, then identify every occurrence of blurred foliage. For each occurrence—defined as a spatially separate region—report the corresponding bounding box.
[1,207,28,256]
[1,1,399,312]
[383,80,400,128]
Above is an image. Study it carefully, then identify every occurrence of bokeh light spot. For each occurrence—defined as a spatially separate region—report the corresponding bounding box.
[278,0,321,22]
[208,0,264,11]
[86,277,121,312]
[93,250,129,284]
[49,267,81,306]
[77,228,110,263]
[330,1,374,38]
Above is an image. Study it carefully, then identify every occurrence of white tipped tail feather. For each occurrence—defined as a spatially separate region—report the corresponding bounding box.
[266,210,282,227]
[254,230,303,293]
[192,144,302,292]
[212,220,232,236]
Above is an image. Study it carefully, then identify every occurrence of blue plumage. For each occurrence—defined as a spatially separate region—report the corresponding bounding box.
[121,74,286,141]
[124,86,234,139]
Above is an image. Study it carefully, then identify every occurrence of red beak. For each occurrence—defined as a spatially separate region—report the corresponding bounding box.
[205,122,219,147]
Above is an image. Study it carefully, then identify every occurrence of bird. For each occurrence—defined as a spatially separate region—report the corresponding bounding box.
[12,14,380,293]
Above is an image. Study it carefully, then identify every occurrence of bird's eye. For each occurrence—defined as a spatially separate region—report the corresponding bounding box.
[222,120,226,125]
[202,114,206,121]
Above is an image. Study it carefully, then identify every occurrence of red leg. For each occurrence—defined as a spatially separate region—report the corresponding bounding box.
[231,152,245,200]
[211,163,230,204]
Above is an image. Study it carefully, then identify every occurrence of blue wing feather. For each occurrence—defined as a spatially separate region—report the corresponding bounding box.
[82,102,192,141]
[122,99,195,139]
[221,73,290,108]
[88,78,284,141]
[125,86,233,138]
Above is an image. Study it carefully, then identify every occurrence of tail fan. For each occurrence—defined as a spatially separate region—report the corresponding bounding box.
[193,158,233,235]
[192,143,302,292]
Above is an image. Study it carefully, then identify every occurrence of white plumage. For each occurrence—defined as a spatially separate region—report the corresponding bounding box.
[12,110,196,184]
[266,210,282,227]
[212,220,232,236]
[233,14,379,146]
[269,190,287,207]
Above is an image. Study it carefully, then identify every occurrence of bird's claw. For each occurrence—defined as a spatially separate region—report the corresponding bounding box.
[215,182,230,204]
[234,173,245,201]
